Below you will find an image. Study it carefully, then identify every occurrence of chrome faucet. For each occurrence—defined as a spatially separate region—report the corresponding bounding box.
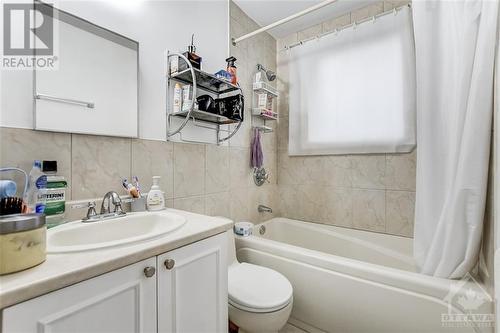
[258,205,273,213]
[72,191,126,223]
[100,191,124,214]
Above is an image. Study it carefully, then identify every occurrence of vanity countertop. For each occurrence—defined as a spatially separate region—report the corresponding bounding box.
[0,209,233,309]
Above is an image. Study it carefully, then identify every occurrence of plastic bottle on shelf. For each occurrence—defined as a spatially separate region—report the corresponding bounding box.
[173,83,182,113]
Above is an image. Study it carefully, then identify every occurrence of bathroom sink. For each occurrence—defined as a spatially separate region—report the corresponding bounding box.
[47,211,186,253]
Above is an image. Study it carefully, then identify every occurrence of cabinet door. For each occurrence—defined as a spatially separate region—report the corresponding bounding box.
[2,258,156,333]
[34,6,138,137]
[157,232,228,333]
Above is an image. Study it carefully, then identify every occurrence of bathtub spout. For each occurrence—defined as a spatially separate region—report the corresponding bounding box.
[258,205,273,213]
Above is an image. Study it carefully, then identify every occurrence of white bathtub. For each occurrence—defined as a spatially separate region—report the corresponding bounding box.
[235,218,494,333]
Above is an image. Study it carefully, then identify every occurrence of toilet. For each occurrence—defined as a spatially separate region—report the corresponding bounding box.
[227,232,293,333]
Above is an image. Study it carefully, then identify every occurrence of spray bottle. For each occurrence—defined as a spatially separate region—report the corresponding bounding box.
[226,56,238,85]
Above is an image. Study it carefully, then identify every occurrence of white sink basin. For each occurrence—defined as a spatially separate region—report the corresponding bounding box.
[47,211,186,253]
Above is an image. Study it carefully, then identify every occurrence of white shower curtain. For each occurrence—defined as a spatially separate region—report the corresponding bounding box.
[412,0,499,278]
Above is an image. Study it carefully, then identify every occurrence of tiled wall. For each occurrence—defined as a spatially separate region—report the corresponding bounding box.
[0,1,278,224]
[276,0,416,237]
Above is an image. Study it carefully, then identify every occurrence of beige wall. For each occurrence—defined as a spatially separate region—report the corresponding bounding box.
[276,0,416,237]
[0,1,278,224]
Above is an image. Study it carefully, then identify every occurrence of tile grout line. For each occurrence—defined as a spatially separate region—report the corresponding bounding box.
[70,134,74,201]
[129,138,133,191]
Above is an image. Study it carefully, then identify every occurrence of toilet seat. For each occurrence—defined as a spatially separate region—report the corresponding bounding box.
[228,263,293,313]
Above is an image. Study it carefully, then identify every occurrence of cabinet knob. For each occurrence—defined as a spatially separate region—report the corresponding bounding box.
[144,266,156,278]
[164,259,175,270]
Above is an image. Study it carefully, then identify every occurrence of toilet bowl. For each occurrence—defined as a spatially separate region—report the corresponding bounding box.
[227,232,293,333]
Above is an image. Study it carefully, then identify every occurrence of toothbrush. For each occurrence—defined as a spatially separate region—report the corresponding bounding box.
[132,176,141,197]
[122,178,139,198]
[122,178,130,191]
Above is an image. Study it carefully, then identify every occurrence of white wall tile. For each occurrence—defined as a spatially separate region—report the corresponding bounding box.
[386,190,415,237]
[173,142,205,198]
[72,134,131,199]
[0,127,72,199]
[131,139,174,199]
[352,189,386,232]
[206,145,230,194]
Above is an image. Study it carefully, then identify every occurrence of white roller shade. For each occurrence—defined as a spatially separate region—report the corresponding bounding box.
[288,6,416,155]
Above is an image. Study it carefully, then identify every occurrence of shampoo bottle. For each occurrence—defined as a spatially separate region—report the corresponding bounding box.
[147,176,165,211]
[173,83,182,113]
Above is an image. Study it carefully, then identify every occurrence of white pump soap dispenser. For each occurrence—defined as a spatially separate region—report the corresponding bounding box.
[146,176,165,211]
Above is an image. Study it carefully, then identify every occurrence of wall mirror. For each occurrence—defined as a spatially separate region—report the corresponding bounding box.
[34,2,139,137]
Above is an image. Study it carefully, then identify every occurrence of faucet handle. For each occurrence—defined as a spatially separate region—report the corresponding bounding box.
[71,201,97,220]
[114,202,124,214]
[87,201,98,219]
[111,193,124,214]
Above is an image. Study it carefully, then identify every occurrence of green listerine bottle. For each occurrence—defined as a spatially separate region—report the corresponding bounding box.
[42,161,67,228]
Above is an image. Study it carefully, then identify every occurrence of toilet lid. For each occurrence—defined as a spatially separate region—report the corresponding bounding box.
[228,263,293,313]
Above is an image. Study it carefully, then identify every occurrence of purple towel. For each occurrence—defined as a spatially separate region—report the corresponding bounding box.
[251,128,263,168]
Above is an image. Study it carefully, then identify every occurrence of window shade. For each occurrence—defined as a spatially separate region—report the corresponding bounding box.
[288,6,416,156]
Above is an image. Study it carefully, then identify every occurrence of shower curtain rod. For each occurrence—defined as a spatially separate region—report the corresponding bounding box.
[232,0,339,46]
[281,3,412,52]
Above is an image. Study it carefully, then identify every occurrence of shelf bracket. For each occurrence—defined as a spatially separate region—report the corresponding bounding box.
[166,52,197,137]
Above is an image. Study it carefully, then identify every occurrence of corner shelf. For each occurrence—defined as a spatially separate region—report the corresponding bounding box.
[253,81,278,97]
[251,78,279,134]
[252,108,278,120]
[253,125,273,133]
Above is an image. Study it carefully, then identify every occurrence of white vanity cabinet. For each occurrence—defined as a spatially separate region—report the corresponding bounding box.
[2,257,157,333]
[157,233,228,333]
[2,232,228,333]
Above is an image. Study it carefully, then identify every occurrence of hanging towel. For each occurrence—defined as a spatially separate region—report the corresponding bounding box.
[251,128,263,169]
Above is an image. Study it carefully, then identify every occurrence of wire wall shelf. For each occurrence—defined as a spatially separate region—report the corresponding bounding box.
[166,52,243,145]
[251,74,279,134]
